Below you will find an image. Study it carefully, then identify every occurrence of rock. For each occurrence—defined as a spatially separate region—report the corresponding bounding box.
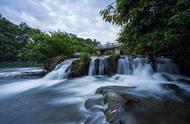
[96,86,140,124]
[85,95,104,111]
[44,56,65,72]
[107,55,119,76]
[176,78,190,84]
[96,85,190,124]
[67,57,90,78]
[67,60,81,78]
[94,58,99,75]
[161,83,184,94]
[160,73,174,81]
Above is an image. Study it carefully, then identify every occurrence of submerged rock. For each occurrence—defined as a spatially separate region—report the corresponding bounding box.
[160,83,184,94]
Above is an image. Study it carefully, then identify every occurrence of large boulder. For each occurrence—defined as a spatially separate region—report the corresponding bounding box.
[96,85,190,124]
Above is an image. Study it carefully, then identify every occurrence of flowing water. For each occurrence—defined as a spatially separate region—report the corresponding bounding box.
[0,57,189,124]
[88,57,97,76]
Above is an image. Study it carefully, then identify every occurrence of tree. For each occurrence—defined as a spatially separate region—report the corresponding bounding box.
[19,31,75,63]
[101,0,190,73]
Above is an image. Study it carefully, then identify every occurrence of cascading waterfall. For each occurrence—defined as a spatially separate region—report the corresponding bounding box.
[0,55,189,124]
[132,57,153,76]
[88,57,97,76]
[99,56,109,75]
[156,57,179,74]
[44,58,78,80]
[117,56,153,76]
[117,57,131,75]
[89,56,179,76]
[88,56,109,75]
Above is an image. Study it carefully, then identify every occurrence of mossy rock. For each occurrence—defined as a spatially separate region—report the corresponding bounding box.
[108,54,120,75]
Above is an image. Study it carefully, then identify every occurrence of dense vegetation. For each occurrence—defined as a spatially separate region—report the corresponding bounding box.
[0,14,99,66]
[101,0,190,73]
[0,14,39,62]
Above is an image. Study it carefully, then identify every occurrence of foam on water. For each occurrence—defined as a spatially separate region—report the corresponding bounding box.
[0,57,189,124]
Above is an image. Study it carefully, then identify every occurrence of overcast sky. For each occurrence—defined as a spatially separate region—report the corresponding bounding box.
[0,0,120,43]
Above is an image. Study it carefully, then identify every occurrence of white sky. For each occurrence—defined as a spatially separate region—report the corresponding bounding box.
[0,0,120,43]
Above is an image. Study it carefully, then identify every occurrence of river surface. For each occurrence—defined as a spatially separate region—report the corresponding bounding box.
[0,65,190,124]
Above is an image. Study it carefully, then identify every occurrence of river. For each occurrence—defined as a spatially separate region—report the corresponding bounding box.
[0,56,190,124]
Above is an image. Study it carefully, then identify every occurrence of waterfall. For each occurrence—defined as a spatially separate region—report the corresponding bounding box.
[117,57,131,75]
[44,58,78,80]
[132,57,154,78]
[88,56,180,76]
[156,57,179,74]
[88,57,97,76]
[99,56,109,75]
[88,56,109,75]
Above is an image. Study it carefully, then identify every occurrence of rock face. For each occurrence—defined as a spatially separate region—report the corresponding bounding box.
[68,59,90,78]
[44,56,65,72]
[96,85,190,124]
[107,55,119,76]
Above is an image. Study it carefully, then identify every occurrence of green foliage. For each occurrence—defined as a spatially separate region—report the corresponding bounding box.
[71,34,100,54]
[101,0,190,53]
[19,31,99,64]
[109,54,119,63]
[79,53,90,71]
[101,0,190,73]
[0,15,41,61]
[19,32,75,63]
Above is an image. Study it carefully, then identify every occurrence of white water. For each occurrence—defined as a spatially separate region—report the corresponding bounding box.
[44,58,78,80]
[0,58,78,98]
[117,57,131,74]
[156,57,179,74]
[88,57,97,76]
[0,67,44,78]
[88,56,109,75]
[0,57,189,124]
[0,57,184,99]
[99,56,109,75]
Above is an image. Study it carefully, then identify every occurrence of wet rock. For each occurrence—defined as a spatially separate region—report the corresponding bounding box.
[160,73,174,81]
[44,56,65,72]
[67,60,82,78]
[96,86,190,124]
[94,58,99,75]
[96,86,140,124]
[67,58,89,78]
[85,95,105,111]
[160,83,184,94]
[176,78,190,84]
[107,55,119,76]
